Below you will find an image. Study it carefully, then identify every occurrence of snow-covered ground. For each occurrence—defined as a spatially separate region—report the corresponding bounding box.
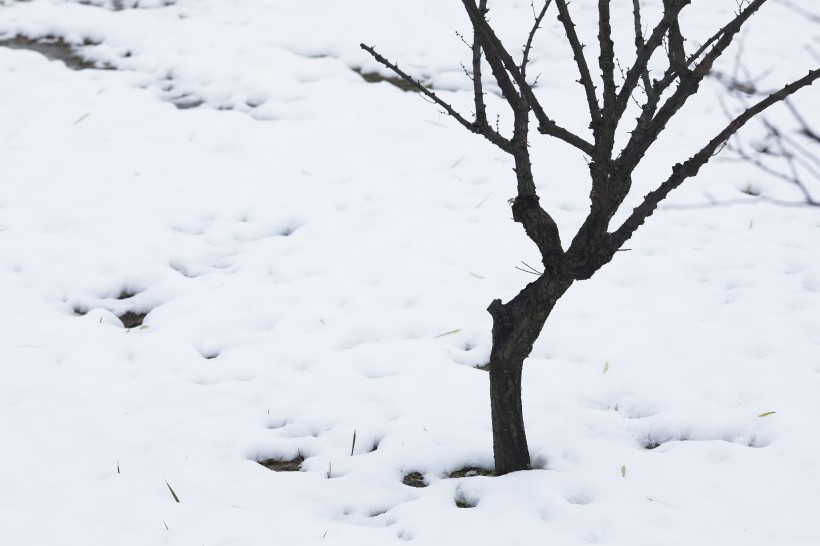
[1,1,819,544]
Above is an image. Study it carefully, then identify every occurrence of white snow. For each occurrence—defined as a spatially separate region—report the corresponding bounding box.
[0,0,819,544]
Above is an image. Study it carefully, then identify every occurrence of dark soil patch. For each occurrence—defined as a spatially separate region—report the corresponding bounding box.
[353,68,423,92]
[258,455,304,472]
[170,94,205,110]
[119,310,147,328]
[448,466,494,479]
[117,289,139,300]
[455,496,477,508]
[639,435,767,450]
[81,0,178,10]
[402,472,427,488]
[0,35,109,71]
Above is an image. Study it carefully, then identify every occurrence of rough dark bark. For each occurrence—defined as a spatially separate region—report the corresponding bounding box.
[487,275,573,474]
[362,0,819,476]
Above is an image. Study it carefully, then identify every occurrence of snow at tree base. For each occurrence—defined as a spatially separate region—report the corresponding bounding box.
[0,1,818,544]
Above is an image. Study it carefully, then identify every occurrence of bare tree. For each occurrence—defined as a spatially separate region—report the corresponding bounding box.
[362,0,820,475]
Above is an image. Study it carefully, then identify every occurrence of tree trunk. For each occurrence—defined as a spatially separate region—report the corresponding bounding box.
[489,350,531,474]
[487,275,573,475]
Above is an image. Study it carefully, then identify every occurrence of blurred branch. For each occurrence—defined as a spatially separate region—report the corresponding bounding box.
[710,5,820,207]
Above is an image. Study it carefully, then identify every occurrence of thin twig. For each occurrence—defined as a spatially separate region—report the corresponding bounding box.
[555,0,602,126]
[614,0,690,123]
[631,0,653,96]
[360,43,513,153]
[522,0,553,77]
[462,0,595,155]
[473,0,489,127]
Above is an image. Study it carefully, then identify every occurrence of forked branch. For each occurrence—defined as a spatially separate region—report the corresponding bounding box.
[614,0,690,123]
[616,0,770,183]
[651,0,768,101]
[462,0,595,155]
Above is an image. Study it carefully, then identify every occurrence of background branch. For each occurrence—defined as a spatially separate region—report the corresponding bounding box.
[610,67,820,250]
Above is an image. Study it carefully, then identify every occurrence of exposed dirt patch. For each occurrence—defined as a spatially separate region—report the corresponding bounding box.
[448,466,494,479]
[169,94,205,110]
[79,0,177,10]
[72,287,149,327]
[0,35,108,71]
[258,455,304,472]
[117,289,139,300]
[118,311,147,328]
[402,472,427,488]
[353,68,423,92]
[642,440,663,450]
[455,496,477,508]
[638,433,769,450]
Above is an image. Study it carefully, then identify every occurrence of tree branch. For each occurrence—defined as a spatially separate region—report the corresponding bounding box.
[512,195,565,268]
[664,0,688,75]
[472,0,490,127]
[616,0,769,183]
[462,1,528,119]
[610,67,820,250]
[522,0,553,78]
[360,43,513,153]
[631,0,654,96]
[461,1,567,262]
[652,0,768,102]
[785,99,820,143]
[594,0,618,168]
[614,0,691,123]
[717,71,820,206]
[598,0,617,121]
[463,0,595,155]
[555,0,602,127]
